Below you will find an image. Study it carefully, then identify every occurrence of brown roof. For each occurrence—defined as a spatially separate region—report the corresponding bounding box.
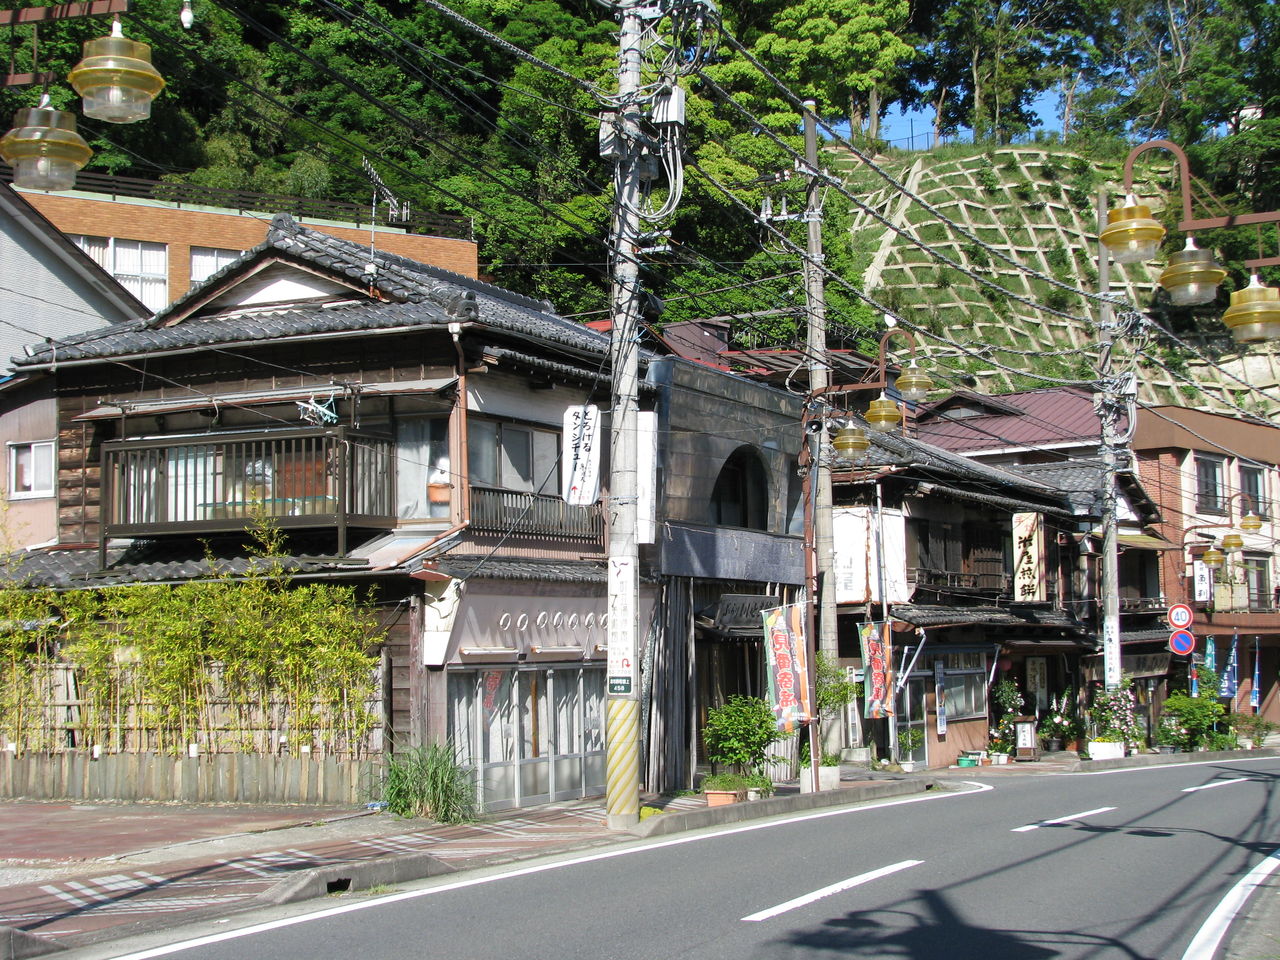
[914,386,1126,454]
[1133,406,1280,464]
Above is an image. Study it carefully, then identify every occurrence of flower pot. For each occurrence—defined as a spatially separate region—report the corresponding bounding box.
[1157,745,1177,754]
[746,788,762,801]
[1044,738,1062,752]
[990,752,1010,765]
[799,765,841,793]
[1088,740,1125,760]
[705,789,741,807]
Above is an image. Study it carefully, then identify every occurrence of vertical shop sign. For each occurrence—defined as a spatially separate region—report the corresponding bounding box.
[1012,513,1045,602]
[934,659,947,736]
[1026,656,1048,710]
[1222,634,1239,698]
[761,604,811,732]
[562,404,600,506]
[860,622,895,719]
[1193,560,1212,603]
[1251,638,1260,709]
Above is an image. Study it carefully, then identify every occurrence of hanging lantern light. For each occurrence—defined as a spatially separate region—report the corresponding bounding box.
[0,101,93,191]
[865,393,902,433]
[1159,238,1226,307]
[832,424,870,461]
[1100,196,1166,264]
[1240,512,1263,533]
[1200,544,1225,569]
[1221,275,1280,343]
[68,19,166,124]
[1220,531,1245,551]
[894,360,933,403]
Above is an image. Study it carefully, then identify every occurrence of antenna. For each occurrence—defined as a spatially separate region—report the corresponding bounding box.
[361,158,411,266]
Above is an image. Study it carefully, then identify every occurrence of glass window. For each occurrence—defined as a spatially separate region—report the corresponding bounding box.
[447,672,476,766]
[1240,465,1268,518]
[468,419,559,493]
[71,235,168,312]
[8,440,54,499]
[1242,553,1272,611]
[190,246,242,284]
[1195,456,1225,514]
[552,670,580,754]
[938,654,987,720]
[519,671,549,759]
[479,669,515,763]
[396,417,449,519]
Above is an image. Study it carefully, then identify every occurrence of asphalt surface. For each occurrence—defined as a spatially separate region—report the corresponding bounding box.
[0,749,1276,960]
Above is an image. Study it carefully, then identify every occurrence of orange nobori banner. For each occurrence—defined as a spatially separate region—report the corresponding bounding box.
[860,622,895,719]
[761,603,811,733]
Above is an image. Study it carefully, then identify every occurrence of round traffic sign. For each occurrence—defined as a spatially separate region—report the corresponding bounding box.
[1169,629,1196,656]
[1168,603,1194,629]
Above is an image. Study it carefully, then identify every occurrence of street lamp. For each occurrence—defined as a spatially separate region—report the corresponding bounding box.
[1102,138,1280,343]
[68,18,165,124]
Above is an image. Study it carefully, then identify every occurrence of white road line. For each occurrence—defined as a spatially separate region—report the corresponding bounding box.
[1071,756,1279,776]
[1181,847,1280,960]
[1182,778,1247,793]
[1011,806,1117,832]
[741,860,923,922]
[101,782,994,960]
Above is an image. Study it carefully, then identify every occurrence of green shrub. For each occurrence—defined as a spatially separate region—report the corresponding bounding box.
[702,695,784,775]
[1231,713,1278,747]
[382,744,476,823]
[702,772,749,791]
[1163,692,1225,749]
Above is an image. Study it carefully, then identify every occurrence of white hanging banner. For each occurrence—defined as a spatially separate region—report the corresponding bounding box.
[1193,560,1212,603]
[1012,512,1045,602]
[637,410,657,544]
[562,404,601,506]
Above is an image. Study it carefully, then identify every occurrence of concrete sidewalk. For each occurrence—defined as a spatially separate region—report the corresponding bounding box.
[1,749,1275,959]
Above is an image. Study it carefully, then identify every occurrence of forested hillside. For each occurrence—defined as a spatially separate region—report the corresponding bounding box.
[2,0,1277,410]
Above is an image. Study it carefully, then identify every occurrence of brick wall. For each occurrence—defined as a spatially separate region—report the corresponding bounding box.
[19,192,479,304]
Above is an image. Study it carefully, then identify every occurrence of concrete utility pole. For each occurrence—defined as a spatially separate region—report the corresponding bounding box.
[1095,189,1123,692]
[800,103,839,680]
[603,0,646,832]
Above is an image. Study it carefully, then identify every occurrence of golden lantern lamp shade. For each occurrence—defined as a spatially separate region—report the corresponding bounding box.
[832,424,870,461]
[1221,277,1280,343]
[1240,512,1263,533]
[0,106,93,191]
[68,24,166,124]
[865,393,902,432]
[1200,545,1225,569]
[1100,201,1166,264]
[894,361,933,404]
[1220,531,1245,552]
[1159,240,1226,307]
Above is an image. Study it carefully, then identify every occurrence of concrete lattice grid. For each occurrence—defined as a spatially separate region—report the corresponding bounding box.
[835,145,1280,417]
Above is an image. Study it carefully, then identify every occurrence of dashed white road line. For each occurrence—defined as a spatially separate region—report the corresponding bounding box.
[741,860,923,922]
[1182,778,1247,793]
[1012,806,1117,833]
[1181,847,1280,960]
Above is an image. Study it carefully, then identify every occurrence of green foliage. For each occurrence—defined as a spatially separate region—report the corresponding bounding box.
[702,695,784,776]
[743,772,775,795]
[1089,679,1141,745]
[813,651,859,718]
[991,678,1024,716]
[897,726,924,757]
[381,744,476,823]
[1231,713,1278,747]
[702,771,749,791]
[1162,694,1225,749]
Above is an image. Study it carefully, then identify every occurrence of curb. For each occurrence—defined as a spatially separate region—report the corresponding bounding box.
[1077,747,1279,771]
[632,778,938,838]
[258,851,457,906]
[0,927,64,960]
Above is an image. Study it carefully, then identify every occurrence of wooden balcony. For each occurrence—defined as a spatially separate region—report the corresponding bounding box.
[102,428,395,552]
[908,566,1012,596]
[468,486,603,543]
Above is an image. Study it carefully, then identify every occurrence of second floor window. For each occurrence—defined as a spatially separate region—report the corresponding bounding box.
[1195,455,1225,514]
[469,419,558,494]
[8,440,54,499]
[1242,553,1272,611]
[1240,464,1268,518]
[190,246,243,284]
[72,235,168,311]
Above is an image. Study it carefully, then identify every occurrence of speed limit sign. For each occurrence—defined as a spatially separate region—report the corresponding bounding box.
[1168,604,1194,630]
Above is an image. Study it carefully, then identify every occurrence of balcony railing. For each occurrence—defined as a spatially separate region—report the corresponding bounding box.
[102,428,395,551]
[908,567,1012,595]
[469,486,602,542]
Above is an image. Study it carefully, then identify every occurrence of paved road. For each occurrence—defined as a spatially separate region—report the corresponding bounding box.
[65,756,1280,960]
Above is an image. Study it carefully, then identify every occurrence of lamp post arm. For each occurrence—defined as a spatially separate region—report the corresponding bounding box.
[1123,139,1195,227]
[876,328,920,389]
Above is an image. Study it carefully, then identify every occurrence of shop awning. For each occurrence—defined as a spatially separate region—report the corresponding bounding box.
[888,604,1085,633]
[1116,533,1178,551]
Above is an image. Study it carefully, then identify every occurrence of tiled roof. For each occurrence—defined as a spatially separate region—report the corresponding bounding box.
[914,386,1128,454]
[16,214,612,367]
[424,555,608,583]
[1012,461,1160,523]
[890,603,1087,634]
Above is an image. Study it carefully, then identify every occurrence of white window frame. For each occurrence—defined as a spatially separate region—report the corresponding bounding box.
[8,439,55,500]
[70,234,168,311]
[190,246,243,284]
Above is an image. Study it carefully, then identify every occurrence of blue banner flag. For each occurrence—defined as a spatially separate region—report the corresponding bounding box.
[1221,635,1239,699]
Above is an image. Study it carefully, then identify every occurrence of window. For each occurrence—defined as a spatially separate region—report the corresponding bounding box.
[190,246,242,284]
[710,446,769,530]
[1242,552,1272,611]
[8,440,54,499]
[937,652,987,720]
[468,419,558,493]
[396,417,449,518]
[1240,465,1268,518]
[1195,455,1225,514]
[71,235,168,311]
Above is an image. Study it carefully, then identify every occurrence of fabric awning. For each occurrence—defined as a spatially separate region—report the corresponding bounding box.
[1116,533,1178,551]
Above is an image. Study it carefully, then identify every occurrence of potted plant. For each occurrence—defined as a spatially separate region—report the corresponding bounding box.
[702,772,748,806]
[799,741,843,791]
[988,715,1015,763]
[1162,667,1226,750]
[702,695,784,790]
[1087,679,1140,759]
[1231,713,1278,749]
[1039,690,1077,752]
[897,726,924,771]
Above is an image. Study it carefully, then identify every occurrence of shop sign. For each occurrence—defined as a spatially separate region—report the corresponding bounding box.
[1026,656,1048,710]
[860,622,895,719]
[1122,652,1171,678]
[934,659,947,736]
[607,557,636,697]
[1193,560,1212,603]
[562,404,601,506]
[714,594,777,631]
[761,604,811,732]
[1012,513,1045,602]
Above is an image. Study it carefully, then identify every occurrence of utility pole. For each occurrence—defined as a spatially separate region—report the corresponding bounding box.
[1095,189,1122,692]
[800,102,840,752]
[603,0,646,832]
